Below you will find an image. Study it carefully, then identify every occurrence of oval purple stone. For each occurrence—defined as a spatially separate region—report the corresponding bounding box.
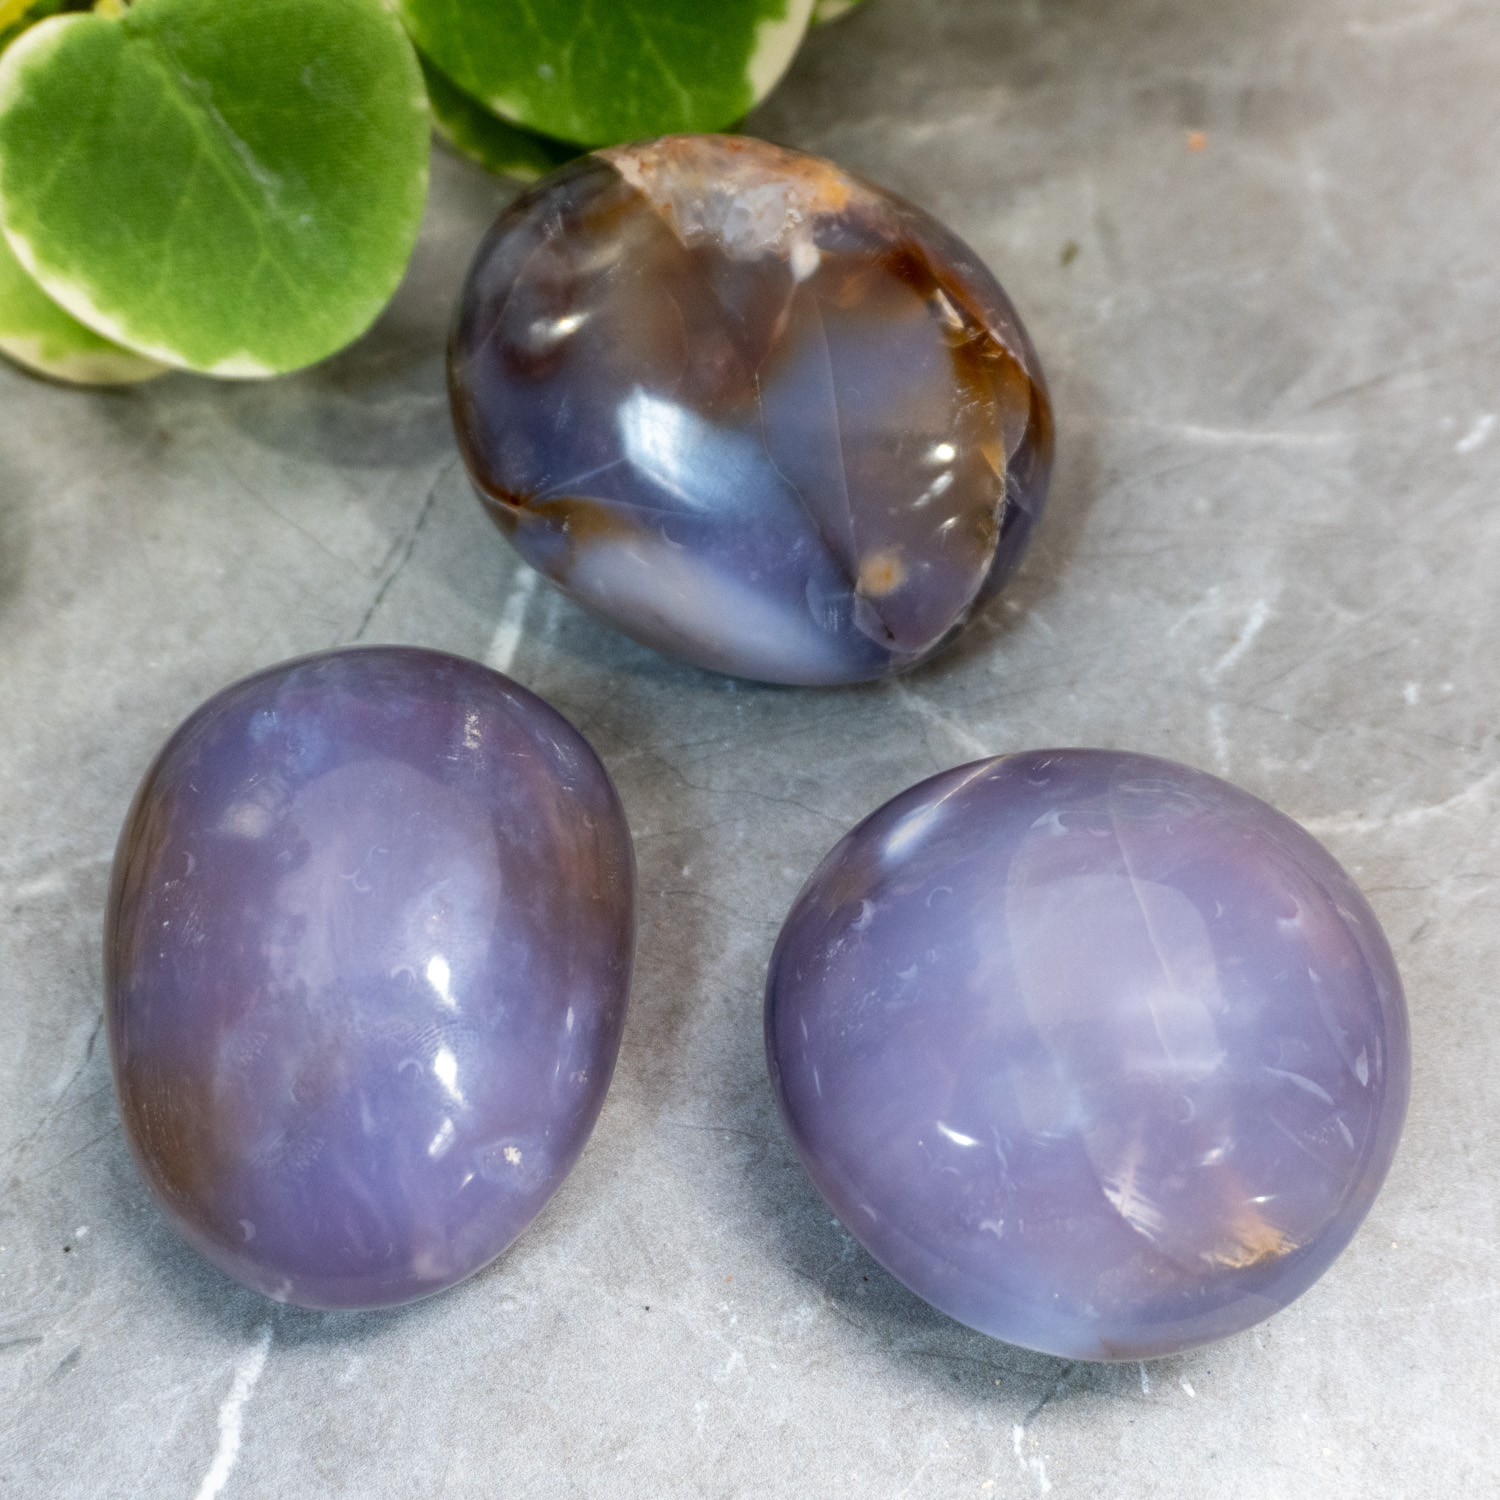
[766,750,1409,1360]
[449,134,1053,685]
[106,647,634,1309]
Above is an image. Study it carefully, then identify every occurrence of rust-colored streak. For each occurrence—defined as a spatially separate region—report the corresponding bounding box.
[109,778,239,1223]
[475,484,656,573]
[1201,1202,1298,1269]
[598,134,857,255]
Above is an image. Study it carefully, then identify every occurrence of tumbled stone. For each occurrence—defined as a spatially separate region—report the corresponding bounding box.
[766,750,1409,1359]
[106,647,634,1309]
[450,134,1053,685]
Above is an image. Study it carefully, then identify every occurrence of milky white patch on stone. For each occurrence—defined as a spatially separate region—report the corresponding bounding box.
[194,1324,272,1500]
[219,802,273,840]
[487,562,541,673]
[570,535,854,685]
[789,237,821,282]
[601,133,858,274]
[1456,413,1495,453]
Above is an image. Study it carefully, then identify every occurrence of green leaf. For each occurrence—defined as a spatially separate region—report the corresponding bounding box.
[398,0,815,147]
[0,0,32,38]
[0,0,59,52]
[812,0,864,22]
[420,52,575,182]
[0,0,431,377]
[0,223,166,384]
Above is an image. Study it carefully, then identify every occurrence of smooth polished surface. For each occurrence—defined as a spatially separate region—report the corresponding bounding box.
[450,133,1052,685]
[5,0,1500,1494]
[767,751,1409,1360]
[105,647,634,1309]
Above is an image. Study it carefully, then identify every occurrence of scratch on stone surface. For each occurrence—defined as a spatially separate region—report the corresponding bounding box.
[1294,140,1351,257]
[14,1124,119,1186]
[1117,419,1345,448]
[194,1324,273,1500]
[0,851,112,903]
[1455,413,1495,453]
[1021,1373,1068,1427]
[904,106,1010,142]
[1167,587,1221,640]
[47,1012,103,1102]
[1207,706,1230,775]
[1347,4,1460,40]
[891,682,990,759]
[233,479,355,574]
[1305,328,1500,411]
[1205,599,1272,683]
[1376,1286,1500,1317]
[539,585,567,644]
[350,460,454,643]
[1006,1365,1073,1493]
[1011,1423,1052,1493]
[1020,605,1058,642]
[486,561,541,673]
[1302,764,1500,836]
[649,757,843,826]
[661,1118,777,1148]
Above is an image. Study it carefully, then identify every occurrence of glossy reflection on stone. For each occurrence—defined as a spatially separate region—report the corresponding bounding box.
[106,647,635,1310]
[450,134,1053,685]
[766,750,1409,1360]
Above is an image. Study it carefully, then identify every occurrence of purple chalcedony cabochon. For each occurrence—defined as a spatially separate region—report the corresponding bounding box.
[106,646,635,1309]
[449,133,1052,685]
[766,749,1408,1360]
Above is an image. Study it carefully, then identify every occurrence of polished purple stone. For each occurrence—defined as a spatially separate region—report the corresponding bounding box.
[105,647,634,1309]
[449,134,1053,686]
[766,750,1409,1360]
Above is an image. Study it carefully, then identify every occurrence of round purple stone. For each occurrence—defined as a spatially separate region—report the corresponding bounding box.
[449,134,1053,685]
[766,750,1409,1360]
[106,647,634,1310]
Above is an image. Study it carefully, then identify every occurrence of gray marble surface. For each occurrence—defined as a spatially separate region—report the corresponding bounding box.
[2,0,1497,1494]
